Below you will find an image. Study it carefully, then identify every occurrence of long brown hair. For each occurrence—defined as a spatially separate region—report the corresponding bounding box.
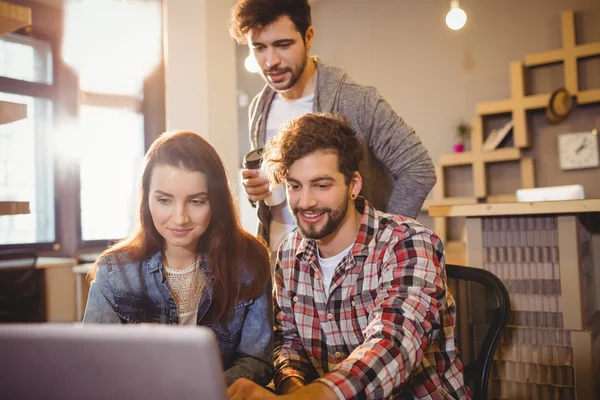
[91,131,270,321]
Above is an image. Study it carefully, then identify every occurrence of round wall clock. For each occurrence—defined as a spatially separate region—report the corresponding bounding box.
[546,88,573,124]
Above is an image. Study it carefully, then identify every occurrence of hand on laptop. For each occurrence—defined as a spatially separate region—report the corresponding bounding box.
[228,378,277,400]
[227,378,337,400]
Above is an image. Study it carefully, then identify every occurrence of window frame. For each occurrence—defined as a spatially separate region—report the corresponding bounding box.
[1,0,165,255]
[0,15,61,252]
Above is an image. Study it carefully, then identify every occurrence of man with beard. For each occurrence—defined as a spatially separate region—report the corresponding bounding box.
[227,114,469,400]
[229,0,436,263]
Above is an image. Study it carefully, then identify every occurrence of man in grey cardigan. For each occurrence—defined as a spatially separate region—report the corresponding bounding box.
[230,0,436,255]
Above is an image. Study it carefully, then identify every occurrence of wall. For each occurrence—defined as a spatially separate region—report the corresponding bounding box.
[236,0,600,237]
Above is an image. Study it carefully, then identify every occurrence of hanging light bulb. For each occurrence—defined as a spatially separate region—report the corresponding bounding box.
[244,53,260,73]
[446,0,467,30]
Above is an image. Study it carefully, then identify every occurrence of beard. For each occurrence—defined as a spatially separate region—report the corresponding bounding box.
[261,50,308,92]
[293,197,349,240]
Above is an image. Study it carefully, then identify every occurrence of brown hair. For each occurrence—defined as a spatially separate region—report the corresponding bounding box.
[91,131,270,321]
[263,113,363,185]
[229,0,312,44]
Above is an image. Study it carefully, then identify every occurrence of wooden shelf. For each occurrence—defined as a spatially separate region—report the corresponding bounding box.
[0,1,31,36]
[0,201,30,216]
[0,100,27,125]
[429,199,600,218]
[422,197,477,212]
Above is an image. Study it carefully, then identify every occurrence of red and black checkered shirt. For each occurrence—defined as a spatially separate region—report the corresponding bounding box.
[273,198,470,399]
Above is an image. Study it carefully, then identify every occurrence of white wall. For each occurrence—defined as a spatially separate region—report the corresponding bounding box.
[164,0,240,197]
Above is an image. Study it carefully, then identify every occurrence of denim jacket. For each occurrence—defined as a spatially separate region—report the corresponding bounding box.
[83,251,273,387]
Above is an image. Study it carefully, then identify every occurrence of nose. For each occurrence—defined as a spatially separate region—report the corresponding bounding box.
[265,48,280,68]
[173,203,189,225]
[298,188,317,210]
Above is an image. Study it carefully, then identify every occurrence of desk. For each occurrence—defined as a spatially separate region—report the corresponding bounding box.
[430,199,600,399]
[0,256,79,322]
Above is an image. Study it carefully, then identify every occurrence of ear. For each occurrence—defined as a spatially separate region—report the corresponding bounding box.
[304,26,314,51]
[349,171,362,198]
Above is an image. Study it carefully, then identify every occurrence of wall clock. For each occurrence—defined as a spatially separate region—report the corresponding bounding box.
[558,130,599,171]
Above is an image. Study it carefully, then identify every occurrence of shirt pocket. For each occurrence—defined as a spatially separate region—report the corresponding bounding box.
[347,289,377,342]
[209,298,255,343]
[114,294,163,324]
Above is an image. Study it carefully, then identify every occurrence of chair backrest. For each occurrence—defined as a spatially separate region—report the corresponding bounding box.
[445,264,510,400]
[0,249,44,322]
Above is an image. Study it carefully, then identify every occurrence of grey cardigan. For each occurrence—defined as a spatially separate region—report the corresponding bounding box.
[249,58,436,245]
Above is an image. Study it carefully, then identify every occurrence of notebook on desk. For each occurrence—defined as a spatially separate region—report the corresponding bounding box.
[0,324,227,400]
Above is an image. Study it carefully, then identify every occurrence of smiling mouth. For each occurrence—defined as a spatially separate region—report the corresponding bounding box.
[169,228,192,235]
[298,210,326,224]
[266,70,288,81]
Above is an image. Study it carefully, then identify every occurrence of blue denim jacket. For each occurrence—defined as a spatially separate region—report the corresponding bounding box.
[83,251,273,386]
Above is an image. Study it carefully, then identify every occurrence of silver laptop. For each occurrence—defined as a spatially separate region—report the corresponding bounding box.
[0,324,227,400]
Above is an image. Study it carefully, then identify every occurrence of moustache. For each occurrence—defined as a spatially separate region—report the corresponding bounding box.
[263,67,290,75]
[293,207,332,215]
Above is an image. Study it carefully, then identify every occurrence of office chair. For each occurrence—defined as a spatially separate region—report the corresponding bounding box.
[446,264,510,400]
[0,249,45,322]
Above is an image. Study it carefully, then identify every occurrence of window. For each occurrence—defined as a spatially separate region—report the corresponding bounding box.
[78,105,144,242]
[0,34,55,247]
[63,0,162,247]
[0,33,53,85]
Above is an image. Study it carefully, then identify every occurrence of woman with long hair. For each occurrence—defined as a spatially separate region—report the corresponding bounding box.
[83,131,272,386]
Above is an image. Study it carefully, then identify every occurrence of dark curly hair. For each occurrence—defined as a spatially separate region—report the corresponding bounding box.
[263,113,363,186]
[229,0,312,44]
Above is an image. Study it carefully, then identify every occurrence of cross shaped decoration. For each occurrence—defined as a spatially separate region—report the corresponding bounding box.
[439,116,531,199]
[424,116,535,243]
[525,10,600,105]
[476,62,549,148]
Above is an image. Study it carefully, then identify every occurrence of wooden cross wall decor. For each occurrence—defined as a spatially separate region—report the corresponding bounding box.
[438,116,534,199]
[424,9,599,244]
[476,62,549,148]
[525,10,600,105]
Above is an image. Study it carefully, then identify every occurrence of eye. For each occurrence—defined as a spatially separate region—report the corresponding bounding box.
[157,198,171,205]
[316,184,330,190]
[252,45,265,52]
[190,198,208,206]
[287,183,300,191]
[278,43,291,49]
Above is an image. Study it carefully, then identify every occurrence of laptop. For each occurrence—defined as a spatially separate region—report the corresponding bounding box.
[0,324,227,400]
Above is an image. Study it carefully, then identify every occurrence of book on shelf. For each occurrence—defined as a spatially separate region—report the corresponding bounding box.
[483,120,514,152]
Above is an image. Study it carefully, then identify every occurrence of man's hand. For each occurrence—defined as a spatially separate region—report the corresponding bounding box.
[227,378,277,400]
[227,378,337,400]
[242,168,271,202]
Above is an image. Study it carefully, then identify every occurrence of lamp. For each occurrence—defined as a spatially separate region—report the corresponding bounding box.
[244,52,260,74]
[446,0,467,30]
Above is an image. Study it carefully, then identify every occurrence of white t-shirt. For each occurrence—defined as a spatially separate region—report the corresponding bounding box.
[266,93,314,258]
[317,243,354,295]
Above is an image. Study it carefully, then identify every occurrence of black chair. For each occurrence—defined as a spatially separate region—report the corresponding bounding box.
[0,249,45,322]
[445,264,510,400]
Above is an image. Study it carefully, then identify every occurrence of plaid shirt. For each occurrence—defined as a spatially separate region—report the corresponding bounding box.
[273,198,470,399]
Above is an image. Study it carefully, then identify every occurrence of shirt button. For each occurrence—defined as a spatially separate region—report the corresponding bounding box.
[293,296,299,302]
[335,352,341,358]
[351,300,356,307]
[327,313,333,320]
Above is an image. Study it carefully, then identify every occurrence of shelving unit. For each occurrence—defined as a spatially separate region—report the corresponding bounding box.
[426,9,599,245]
